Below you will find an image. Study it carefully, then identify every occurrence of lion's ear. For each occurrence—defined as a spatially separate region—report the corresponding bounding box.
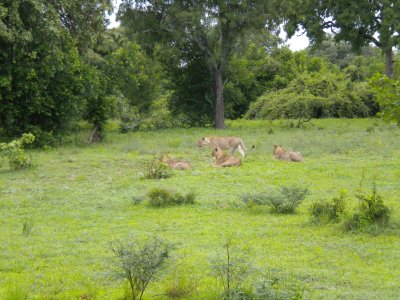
[215,148,218,151]
[202,137,205,140]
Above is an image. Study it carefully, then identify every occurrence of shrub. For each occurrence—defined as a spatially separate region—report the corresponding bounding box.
[268,186,308,214]
[310,192,347,224]
[147,188,195,207]
[0,133,35,170]
[110,237,169,300]
[210,239,252,300]
[343,184,391,232]
[241,187,308,214]
[143,157,171,179]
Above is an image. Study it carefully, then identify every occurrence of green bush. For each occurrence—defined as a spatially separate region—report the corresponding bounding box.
[0,133,35,170]
[310,192,347,224]
[143,157,171,180]
[147,188,196,207]
[267,186,308,214]
[343,184,391,232]
[245,72,374,123]
[241,187,308,214]
[110,237,169,300]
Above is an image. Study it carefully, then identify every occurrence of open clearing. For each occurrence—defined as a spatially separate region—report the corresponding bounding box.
[1,119,399,299]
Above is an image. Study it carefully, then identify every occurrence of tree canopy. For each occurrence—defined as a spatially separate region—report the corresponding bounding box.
[118,0,294,128]
[286,0,400,78]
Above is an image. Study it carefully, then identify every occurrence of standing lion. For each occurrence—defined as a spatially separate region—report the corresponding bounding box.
[197,136,246,158]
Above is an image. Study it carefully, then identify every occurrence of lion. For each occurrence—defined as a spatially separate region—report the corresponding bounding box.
[273,145,303,162]
[211,147,241,167]
[197,136,246,158]
[160,155,191,170]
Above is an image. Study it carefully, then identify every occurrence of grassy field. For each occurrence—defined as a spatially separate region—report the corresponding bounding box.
[1,118,399,299]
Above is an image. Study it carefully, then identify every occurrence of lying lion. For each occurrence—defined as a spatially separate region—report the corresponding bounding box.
[160,155,191,170]
[273,145,303,162]
[211,147,241,167]
[197,136,246,159]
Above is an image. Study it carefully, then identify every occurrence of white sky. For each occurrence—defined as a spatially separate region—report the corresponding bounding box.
[108,1,309,52]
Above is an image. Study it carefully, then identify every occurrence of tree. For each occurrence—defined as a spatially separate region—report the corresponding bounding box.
[0,0,112,144]
[118,0,290,128]
[286,0,400,78]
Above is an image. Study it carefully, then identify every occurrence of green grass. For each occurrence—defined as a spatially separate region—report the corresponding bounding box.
[0,118,399,299]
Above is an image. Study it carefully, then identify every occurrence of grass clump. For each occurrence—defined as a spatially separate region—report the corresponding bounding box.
[143,156,170,179]
[22,218,34,236]
[310,192,347,224]
[241,186,308,214]
[147,188,195,207]
[343,184,391,232]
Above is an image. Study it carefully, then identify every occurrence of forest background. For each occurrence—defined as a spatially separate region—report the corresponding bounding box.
[1,0,400,146]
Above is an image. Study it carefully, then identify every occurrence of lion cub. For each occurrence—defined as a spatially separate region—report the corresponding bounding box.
[273,145,303,162]
[160,155,191,170]
[211,147,241,167]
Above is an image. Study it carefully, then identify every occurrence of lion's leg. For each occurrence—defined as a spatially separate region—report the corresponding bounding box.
[237,145,246,159]
[229,147,235,156]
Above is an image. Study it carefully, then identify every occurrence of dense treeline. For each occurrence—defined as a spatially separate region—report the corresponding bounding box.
[0,0,399,146]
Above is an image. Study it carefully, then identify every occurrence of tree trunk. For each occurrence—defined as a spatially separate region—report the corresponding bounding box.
[385,48,394,79]
[212,68,225,129]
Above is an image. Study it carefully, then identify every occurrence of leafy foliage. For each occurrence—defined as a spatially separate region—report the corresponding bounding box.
[369,74,400,125]
[0,133,35,169]
[246,71,375,123]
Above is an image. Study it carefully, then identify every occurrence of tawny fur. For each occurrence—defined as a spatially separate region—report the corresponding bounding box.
[160,155,191,170]
[211,147,241,167]
[197,136,246,159]
[273,145,303,162]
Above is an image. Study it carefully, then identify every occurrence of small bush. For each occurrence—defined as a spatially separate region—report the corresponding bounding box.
[147,188,195,207]
[210,239,252,300]
[343,184,391,232]
[310,192,347,224]
[241,187,308,214]
[0,133,35,170]
[268,186,308,214]
[110,236,169,300]
[143,157,170,179]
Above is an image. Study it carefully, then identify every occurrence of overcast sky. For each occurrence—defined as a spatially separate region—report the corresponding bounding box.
[108,1,309,51]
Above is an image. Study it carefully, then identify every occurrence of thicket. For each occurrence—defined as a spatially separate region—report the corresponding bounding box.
[245,71,376,123]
